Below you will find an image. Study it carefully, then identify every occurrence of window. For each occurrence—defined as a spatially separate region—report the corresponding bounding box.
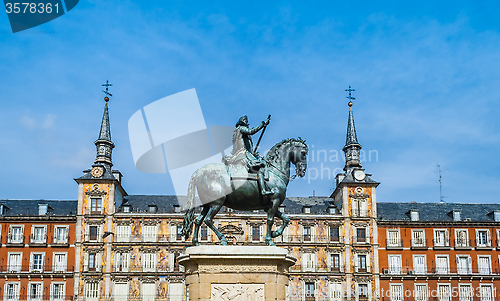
[142,253,157,272]
[252,226,260,242]
[201,226,208,241]
[356,228,366,243]
[28,283,42,301]
[329,282,342,301]
[85,282,99,301]
[330,227,340,242]
[142,283,155,301]
[303,206,311,214]
[305,282,315,301]
[456,255,472,274]
[176,226,182,241]
[173,205,181,213]
[89,226,98,242]
[411,230,425,247]
[303,226,312,242]
[413,255,426,274]
[455,229,469,247]
[494,211,500,222]
[330,254,341,272]
[38,204,48,216]
[279,206,285,213]
[114,283,129,301]
[476,230,491,247]
[414,284,428,301]
[410,210,419,221]
[435,255,449,274]
[459,284,473,301]
[353,199,368,217]
[31,253,44,272]
[358,284,368,300]
[168,283,183,301]
[88,253,97,272]
[437,284,451,301]
[358,254,367,272]
[301,253,316,272]
[116,225,131,243]
[434,230,449,247]
[478,256,491,275]
[114,252,130,272]
[51,283,65,301]
[390,284,403,301]
[122,205,131,213]
[53,253,67,272]
[54,226,68,244]
[9,226,23,243]
[480,285,493,301]
[329,207,336,214]
[143,225,157,242]
[148,205,157,213]
[5,283,20,301]
[387,230,401,247]
[32,226,45,243]
[388,255,401,274]
[90,198,102,214]
[452,210,461,221]
[8,253,21,272]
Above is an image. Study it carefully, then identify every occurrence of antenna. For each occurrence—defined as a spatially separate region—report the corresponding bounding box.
[437,164,447,203]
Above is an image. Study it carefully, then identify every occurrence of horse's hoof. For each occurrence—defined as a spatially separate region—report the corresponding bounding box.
[265,239,276,246]
[271,231,280,238]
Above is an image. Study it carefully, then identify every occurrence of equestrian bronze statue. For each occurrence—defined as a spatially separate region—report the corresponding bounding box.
[181,115,308,246]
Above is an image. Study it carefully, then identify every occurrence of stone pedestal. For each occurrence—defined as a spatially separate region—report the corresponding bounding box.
[178,245,296,301]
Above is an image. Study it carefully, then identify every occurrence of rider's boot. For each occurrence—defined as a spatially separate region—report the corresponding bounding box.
[258,171,273,195]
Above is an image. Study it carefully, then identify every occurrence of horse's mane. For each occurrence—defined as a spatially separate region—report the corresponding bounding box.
[265,137,308,162]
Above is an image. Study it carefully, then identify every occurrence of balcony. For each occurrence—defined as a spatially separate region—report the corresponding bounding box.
[410,239,429,250]
[381,298,494,301]
[351,210,370,218]
[1,264,74,274]
[7,235,24,247]
[51,235,70,247]
[454,239,473,250]
[386,239,403,249]
[29,234,48,246]
[381,266,499,277]
[433,239,451,250]
[475,239,493,250]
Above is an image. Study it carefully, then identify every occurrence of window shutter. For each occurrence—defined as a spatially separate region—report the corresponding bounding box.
[84,253,89,272]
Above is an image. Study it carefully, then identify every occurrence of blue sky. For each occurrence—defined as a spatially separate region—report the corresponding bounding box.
[0,1,499,203]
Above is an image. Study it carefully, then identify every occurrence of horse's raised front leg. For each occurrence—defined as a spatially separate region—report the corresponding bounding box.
[192,205,210,246]
[271,210,290,238]
[204,201,228,245]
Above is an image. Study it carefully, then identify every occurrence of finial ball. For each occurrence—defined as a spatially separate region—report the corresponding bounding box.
[104,97,109,102]
[348,101,353,107]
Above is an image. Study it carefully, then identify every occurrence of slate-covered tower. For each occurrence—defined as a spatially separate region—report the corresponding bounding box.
[331,87,381,301]
[74,90,127,301]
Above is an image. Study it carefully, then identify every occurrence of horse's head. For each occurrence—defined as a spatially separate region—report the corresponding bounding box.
[290,137,308,178]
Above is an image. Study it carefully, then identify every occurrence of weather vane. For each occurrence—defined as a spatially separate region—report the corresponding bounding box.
[102,80,113,102]
[345,85,355,107]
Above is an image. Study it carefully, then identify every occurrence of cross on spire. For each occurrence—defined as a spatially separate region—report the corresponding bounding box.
[345,85,355,107]
[102,80,113,102]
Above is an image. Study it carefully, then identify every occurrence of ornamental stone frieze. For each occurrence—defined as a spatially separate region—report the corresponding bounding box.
[85,219,106,225]
[114,219,133,226]
[111,276,132,282]
[139,246,159,253]
[139,276,158,283]
[142,219,160,226]
[84,247,104,253]
[299,246,318,253]
[85,184,108,197]
[111,246,132,252]
[298,220,318,226]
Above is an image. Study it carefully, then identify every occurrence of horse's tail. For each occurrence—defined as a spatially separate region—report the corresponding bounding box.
[181,175,197,239]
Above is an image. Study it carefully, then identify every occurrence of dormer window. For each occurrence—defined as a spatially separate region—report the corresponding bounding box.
[452,210,461,222]
[279,206,285,213]
[38,204,48,216]
[148,205,157,213]
[328,206,336,214]
[303,206,311,214]
[410,210,419,221]
[174,205,181,213]
[493,211,500,222]
[122,205,131,213]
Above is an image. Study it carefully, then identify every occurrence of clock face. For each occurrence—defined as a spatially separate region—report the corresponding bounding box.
[353,170,366,181]
[91,166,104,178]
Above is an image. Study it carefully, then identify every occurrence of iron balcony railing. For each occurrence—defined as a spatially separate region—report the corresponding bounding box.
[381,266,498,276]
[381,297,495,301]
[7,234,25,245]
[1,295,74,301]
[29,234,48,245]
[386,239,403,248]
[454,239,472,248]
[433,238,450,248]
[411,239,429,248]
[475,238,492,248]
[1,264,74,273]
[51,235,70,245]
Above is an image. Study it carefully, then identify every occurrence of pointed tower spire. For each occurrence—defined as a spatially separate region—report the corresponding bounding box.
[342,86,362,171]
[94,81,115,168]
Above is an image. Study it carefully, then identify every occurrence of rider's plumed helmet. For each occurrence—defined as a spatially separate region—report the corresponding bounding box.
[235,115,249,127]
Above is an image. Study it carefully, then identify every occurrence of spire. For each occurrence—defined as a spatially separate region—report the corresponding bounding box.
[342,86,362,171]
[94,81,115,168]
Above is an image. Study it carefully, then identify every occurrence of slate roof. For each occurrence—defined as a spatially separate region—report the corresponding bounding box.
[0,200,77,216]
[377,202,500,222]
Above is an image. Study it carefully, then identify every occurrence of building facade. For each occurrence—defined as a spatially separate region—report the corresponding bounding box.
[1,92,500,301]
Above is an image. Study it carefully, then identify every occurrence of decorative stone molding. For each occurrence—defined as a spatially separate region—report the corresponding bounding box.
[298,275,321,281]
[85,247,104,253]
[140,276,158,283]
[211,284,264,301]
[86,184,107,197]
[167,277,184,284]
[219,224,244,235]
[352,248,371,254]
[326,247,344,253]
[82,276,101,282]
[300,246,318,253]
[112,276,132,283]
[354,276,372,283]
[139,246,159,253]
[86,219,105,225]
[168,247,184,254]
[114,219,132,226]
[112,246,132,253]
[169,221,183,227]
[298,220,318,226]
[142,220,160,226]
[197,262,279,274]
[246,221,264,227]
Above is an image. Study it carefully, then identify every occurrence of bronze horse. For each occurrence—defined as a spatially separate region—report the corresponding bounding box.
[181,138,308,246]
